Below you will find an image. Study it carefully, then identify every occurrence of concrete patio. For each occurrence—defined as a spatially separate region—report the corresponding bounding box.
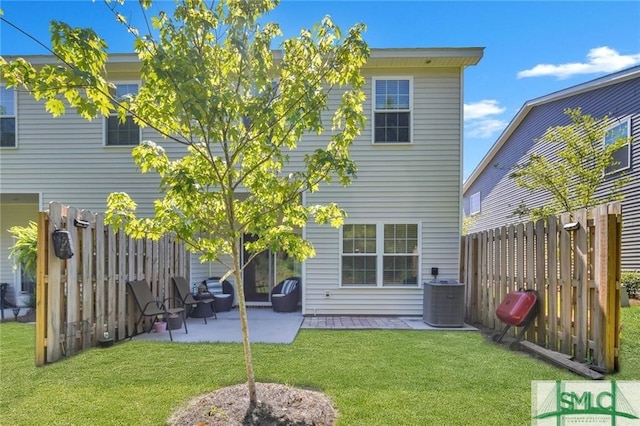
[128,308,477,344]
[1,307,477,344]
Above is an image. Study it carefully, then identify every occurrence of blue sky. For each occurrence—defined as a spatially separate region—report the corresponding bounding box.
[2,0,639,179]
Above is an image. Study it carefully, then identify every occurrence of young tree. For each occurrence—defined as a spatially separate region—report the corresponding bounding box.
[509,107,631,221]
[1,0,368,404]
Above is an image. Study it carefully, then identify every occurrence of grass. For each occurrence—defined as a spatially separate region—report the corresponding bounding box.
[1,306,638,425]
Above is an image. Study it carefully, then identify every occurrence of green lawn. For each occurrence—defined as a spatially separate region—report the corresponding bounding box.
[1,306,638,425]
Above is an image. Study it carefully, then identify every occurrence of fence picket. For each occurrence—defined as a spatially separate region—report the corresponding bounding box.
[547,216,558,352]
[559,212,573,355]
[80,209,94,349]
[535,219,546,346]
[574,209,588,362]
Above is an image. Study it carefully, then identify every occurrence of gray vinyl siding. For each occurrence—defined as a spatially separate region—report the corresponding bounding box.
[464,73,640,271]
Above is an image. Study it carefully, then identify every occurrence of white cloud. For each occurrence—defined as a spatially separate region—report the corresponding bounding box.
[518,46,640,79]
[464,100,507,139]
[465,118,508,139]
[464,100,505,120]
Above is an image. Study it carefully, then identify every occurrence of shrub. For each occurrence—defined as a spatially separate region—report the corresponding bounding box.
[8,222,38,280]
[621,271,640,298]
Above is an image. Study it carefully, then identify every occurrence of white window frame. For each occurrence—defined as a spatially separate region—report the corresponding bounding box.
[1,85,17,148]
[470,191,481,215]
[340,222,421,288]
[372,77,413,144]
[103,81,142,147]
[603,117,631,176]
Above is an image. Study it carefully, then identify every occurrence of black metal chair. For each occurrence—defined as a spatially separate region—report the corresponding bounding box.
[171,276,216,322]
[127,280,187,341]
[270,277,301,313]
[203,277,234,312]
[0,283,8,320]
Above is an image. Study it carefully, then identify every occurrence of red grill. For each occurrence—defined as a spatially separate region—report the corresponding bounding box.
[492,289,539,349]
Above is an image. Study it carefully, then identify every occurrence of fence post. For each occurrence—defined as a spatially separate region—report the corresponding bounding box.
[47,202,64,362]
[36,211,48,366]
[596,204,621,371]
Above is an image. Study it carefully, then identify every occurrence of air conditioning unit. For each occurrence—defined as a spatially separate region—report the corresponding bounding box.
[423,280,465,327]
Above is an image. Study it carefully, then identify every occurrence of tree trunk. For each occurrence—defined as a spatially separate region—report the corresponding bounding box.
[232,242,257,405]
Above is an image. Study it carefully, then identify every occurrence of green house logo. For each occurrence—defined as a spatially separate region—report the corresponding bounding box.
[532,380,640,425]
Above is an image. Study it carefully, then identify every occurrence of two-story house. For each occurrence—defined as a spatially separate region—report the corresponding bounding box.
[1,47,483,314]
[463,65,640,271]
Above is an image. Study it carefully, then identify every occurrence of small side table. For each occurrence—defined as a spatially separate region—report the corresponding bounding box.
[189,294,216,319]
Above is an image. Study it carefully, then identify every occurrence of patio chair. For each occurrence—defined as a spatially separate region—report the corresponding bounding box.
[127,279,188,341]
[203,277,234,312]
[171,276,216,323]
[0,283,8,320]
[270,277,301,313]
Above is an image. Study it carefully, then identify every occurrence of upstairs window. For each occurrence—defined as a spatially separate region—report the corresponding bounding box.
[470,192,481,215]
[1,86,16,148]
[604,118,631,175]
[373,78,411,143]
[105,83,140,146]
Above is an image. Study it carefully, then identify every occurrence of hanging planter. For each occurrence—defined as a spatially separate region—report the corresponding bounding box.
[52,228,74,259]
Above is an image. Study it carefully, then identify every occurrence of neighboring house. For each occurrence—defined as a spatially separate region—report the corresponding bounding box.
[463,65,640,271]
[1,47,483,314]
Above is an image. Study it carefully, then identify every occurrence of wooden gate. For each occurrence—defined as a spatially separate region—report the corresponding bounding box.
[35,202,189,365]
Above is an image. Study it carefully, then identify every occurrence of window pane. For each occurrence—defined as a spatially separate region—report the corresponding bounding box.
[107,115,140,146]
[383,255,418,286]
[342,224,377,285]
[398,112,409,126]
[604,122,628,146]
[605,145,630,175]
[386,127,397,142]
[115,83,139,100]
[398,94,410,109]
[604,121,630,174]
[375,79,410,111]
[0,117,16,147]
[1,87,15,116]
[398,79,409,94]
[374,112,410,143]
[398,128,409,142]
[384,224,417,254]
[343,224,376,254]
[470,192,481,214]
[342,255,376,286]
[387,80,398,96]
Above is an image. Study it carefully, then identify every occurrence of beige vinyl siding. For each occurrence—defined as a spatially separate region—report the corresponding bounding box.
[1,89,188,214]
[1,60,468,315]
[301,68,463,315]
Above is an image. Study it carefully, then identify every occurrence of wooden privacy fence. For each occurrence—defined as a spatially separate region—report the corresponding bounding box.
[461,202,621,372]
[36,202,190,365]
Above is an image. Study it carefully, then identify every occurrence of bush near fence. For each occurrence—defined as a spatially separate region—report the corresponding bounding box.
[461,202,621,372]
[35,202,190,366]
